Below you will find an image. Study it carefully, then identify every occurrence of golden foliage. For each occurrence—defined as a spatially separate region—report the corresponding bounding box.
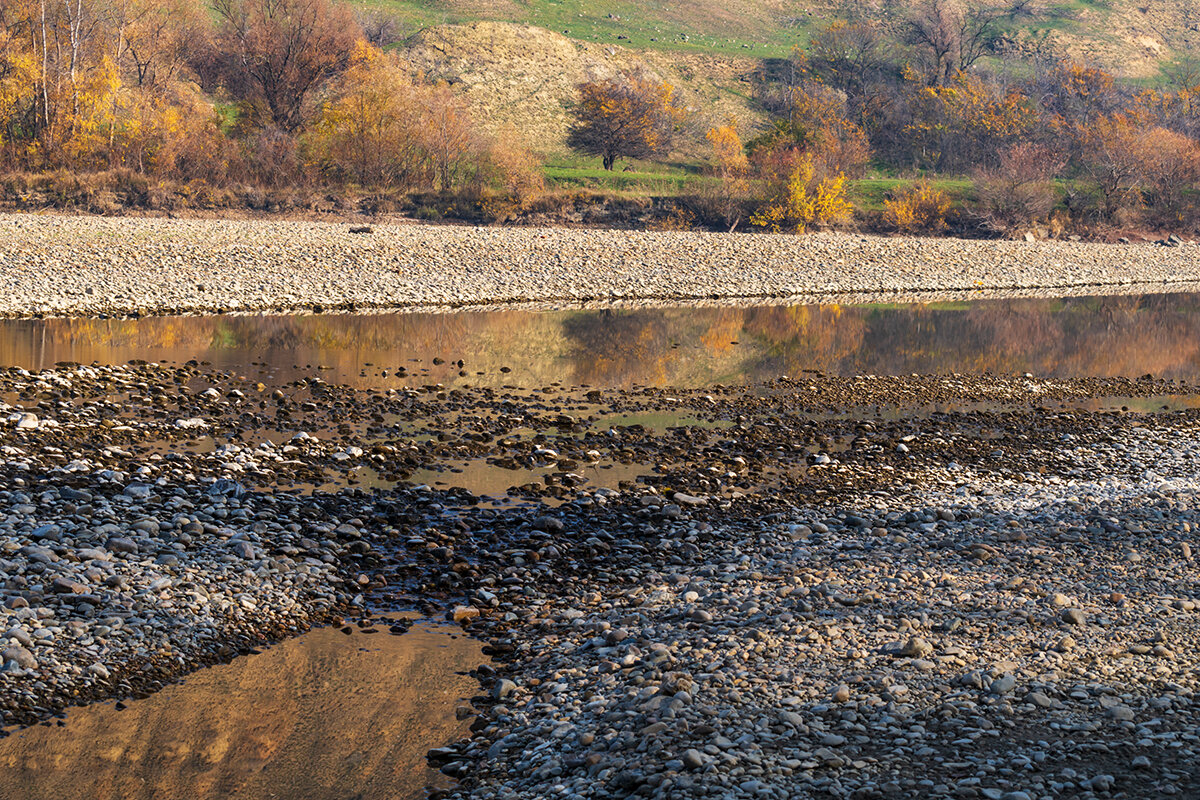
[306,42,486,192]
[706,122,749,178]
[306,42,425,187]
[884,180,951,233]
[0,30,38,155]
[750,155,852,234]
[704,120,751,230]
[749,87,871,179]
[904,73,1036,171]
[568,71,686,170]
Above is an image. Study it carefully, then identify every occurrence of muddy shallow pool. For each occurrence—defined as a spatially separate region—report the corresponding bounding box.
[0,621,482,800]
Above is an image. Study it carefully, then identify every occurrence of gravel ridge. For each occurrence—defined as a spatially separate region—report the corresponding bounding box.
[3,214,1200,318]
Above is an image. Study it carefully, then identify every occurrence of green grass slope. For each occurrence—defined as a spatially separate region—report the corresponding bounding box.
[362,0,1200,79]
[358,0,815,58]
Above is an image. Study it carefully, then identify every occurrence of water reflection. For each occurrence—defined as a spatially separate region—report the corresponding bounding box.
[4,294,1200,389]
[0,623,482,800]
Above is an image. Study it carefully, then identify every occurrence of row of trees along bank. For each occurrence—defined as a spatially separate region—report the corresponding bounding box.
[3,0,1200,238]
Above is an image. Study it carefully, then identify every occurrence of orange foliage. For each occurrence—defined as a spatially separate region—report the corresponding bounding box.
[704,120,751,230]
[904,72,1036,171]
[567,71,685,171]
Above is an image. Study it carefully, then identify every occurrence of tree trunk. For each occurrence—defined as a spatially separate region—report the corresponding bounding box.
[39,0,52,139]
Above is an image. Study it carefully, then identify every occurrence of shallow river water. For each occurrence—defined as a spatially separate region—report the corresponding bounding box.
[0,621,481,800]
[4,292,1200,799]
[6,293,1200,389]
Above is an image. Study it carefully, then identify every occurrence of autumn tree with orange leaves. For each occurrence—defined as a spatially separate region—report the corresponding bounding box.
[904,72,1037,171]
[567,71,685,171]
[703,120,752,230]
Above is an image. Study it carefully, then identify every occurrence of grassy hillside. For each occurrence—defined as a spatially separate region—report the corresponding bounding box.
[361,0,1200,164]
[399,21,771,156]
[357,0,815,57]
[361,0,1200,78]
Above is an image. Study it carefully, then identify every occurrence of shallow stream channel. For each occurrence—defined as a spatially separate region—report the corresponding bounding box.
[4,293,1200,799]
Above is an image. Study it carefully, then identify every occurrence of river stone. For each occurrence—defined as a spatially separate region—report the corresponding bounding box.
[4,628,31,646]
[124,484,153,499]
[1062,608,1087,626]
[899,637,933,657]
[990,674,1018,694]
[230,541,256,559]
[51,576,87,594]
[107,537,138,554]
[3,645,37,669]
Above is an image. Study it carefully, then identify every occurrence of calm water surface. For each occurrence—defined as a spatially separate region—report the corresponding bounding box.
[4,294,1200,388]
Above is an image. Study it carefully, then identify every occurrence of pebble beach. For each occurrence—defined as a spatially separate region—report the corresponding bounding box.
[3,214,1200,317]
[4,215,1200,799]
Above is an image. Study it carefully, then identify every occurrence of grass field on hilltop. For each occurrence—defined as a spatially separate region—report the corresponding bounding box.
[353,0,813,57]
[354,0,1184,82]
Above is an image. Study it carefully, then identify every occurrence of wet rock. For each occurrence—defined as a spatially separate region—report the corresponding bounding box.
[532,515,564,533]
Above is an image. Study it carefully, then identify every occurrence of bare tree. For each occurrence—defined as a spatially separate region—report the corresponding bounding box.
[420,82,476,191]
[117,0,206,88]
[209,0,361,132]
[904,0,1033,86]
[356,8,401,48]
[807,20,891,98]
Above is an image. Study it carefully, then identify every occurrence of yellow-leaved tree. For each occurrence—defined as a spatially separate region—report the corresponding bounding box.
[883,180,951,233]
[307,41,482,191]
[705,120,751,230]
[306,41,426,187]
[0,29,39,162]
[750,155,852,234]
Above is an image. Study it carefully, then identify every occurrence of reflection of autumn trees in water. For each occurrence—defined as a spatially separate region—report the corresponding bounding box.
[5,295,1200,386]
[740,305,868,376]
[563,310,678,386]
[0,313,545,384]
[561,297,1200,383]
[845,297,1200,379]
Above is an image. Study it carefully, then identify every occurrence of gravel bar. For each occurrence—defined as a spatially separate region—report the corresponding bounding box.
[3,214,1200,318]
[7,360,1200,798]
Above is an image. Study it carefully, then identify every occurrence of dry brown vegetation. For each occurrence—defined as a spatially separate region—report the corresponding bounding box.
[5,0,1200,237]
[0,0,539,209]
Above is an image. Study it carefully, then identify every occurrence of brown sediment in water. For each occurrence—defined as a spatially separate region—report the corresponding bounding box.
[0,623,482,800]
